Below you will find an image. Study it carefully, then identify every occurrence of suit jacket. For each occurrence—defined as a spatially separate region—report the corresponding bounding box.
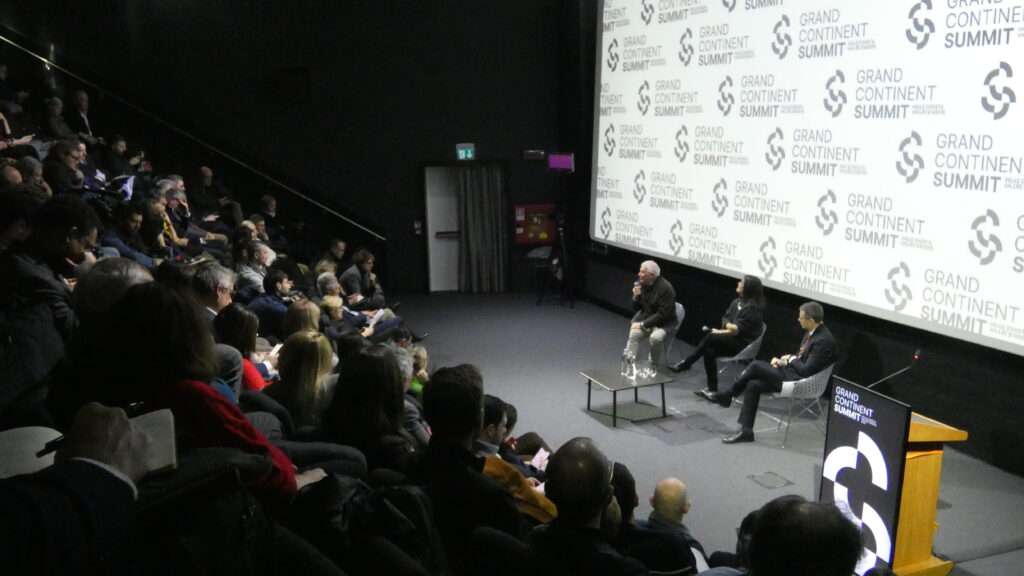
[339,264,386,310]
[1,460,135,574]
[782,324,837,380]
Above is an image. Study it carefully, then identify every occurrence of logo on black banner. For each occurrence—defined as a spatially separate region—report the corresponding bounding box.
[765,128,785,171]
[669,219,685,255]
[603,124,616,157]
[711,178,729,218]
[607,38,620,71]
[968,210,1002,265]
[722,0,737,13]
[815,190,839,236]
[824,432,893,574]
[640,0,655,25]
[885,262,912,312]
[906,0,934,50]
[771,15,792,60]
[717,76,735,116]
[633,170,647,204]
[981,62,1015,120]
[637,81,651,116]
[674,125,690,163]
[896,131,924,183]
[824,70,847,117]
[758,237,777,278]
[600,207,612,239]
[678,29,694,66]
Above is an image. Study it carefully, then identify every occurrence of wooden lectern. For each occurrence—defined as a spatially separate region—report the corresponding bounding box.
[893,413,968,576]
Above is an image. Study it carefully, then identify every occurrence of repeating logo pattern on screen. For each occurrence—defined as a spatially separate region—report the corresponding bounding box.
[765,128,785,171]
[674,125,690,163]
[815,190,839,236]
[771,15,792,60]
[640,0,655,25]
[758,236,777,278]
[905,0,934,50]
[885,262,912,312]
[717,76,735,116]
[637,81,651,116]
[669,219,685,255]
[968,210,1001,265]
[896,131,924,183]
[823,432,894,575]
[634,170,648,204]
[981,62,1015,120]
[711,178,729,217]
[607,38,620,72]
[600,207,612,239]
[679,29,694,66]
[824,70,847,117]
[604,124,616,157]
[722,0,737,13]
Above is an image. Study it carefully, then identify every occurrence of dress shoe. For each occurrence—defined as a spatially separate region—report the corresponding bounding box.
[669,359,694,373]
[693,388,712,400]
[411,331,429,343]
[722,430,755,444]
[709,392,732,408]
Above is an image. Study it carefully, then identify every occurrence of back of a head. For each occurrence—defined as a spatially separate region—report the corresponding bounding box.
[651,477,689,523]
[105,282,218,403]
[749,495,862,576]
[192,263,235,302]
[29,194,100,254]
[325,344,404,443]
[277,330,333,428]
[73,257,154,326]
[546,437,612,528]
[423,364,484,443]
[482,394,505,430]
[214,303,259,358]
[612,462,639,525]
[282,299,320,339]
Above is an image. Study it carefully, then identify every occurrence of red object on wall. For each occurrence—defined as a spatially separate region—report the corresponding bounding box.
[513,203,558,245]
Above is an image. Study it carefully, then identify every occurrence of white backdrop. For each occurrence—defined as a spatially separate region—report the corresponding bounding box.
[590,0,1024,358]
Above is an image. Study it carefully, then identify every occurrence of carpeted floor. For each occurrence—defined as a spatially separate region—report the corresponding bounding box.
[397,292,1024,576]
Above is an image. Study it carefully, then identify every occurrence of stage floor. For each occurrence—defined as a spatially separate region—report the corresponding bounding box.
[398,292,1024,576]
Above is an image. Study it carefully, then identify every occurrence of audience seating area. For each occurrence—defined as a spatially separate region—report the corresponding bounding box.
[0,62,883,576]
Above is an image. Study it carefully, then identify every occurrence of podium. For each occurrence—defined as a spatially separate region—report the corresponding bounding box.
[893,413,968,576]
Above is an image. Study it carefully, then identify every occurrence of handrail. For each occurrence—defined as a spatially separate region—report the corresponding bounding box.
[0,31,386,241]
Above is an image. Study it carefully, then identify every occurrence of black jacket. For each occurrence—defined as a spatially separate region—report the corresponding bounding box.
[783,324,837,380]
[632,276,676,329]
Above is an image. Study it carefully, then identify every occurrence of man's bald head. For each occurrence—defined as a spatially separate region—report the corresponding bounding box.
[651,477,690,522]
[546,437,613,528]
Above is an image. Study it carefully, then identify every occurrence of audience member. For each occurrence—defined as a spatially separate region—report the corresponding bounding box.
[0,187,41,253]
[65,89,101,146]
[340,248,387,310]
[15,156,53,199]
[394,346,430,450]
[102,202,158,269]
[41,139,82,195]
[42,97,75,140]
[282,298,321,340]
[321,238,347,271]
[214,303,275,392]
[0,112,35,159]
[747,495,861,576]
[102,134,143,177]
[236,241,275,294]
[248,268,294,340]
[192,262,237,321]
[702,509,759,575]
[620,476,704,574]
[265,330,334,429]
[529,437,647,575]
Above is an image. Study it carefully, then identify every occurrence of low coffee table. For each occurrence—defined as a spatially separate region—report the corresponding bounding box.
[582,367,675,427]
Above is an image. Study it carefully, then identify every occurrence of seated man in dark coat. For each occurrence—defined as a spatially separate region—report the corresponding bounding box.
[247,269,294,341]
[339,248,387,311]
[101,202,158,269]
[623,477,705,574]
[529,437,648,576]
[712,301,837,444]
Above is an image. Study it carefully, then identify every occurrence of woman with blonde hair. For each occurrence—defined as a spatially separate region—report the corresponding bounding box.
[281,298,321,339]
[265,330,335,429]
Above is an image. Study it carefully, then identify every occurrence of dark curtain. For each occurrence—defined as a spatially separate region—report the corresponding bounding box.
[457,164,508,293]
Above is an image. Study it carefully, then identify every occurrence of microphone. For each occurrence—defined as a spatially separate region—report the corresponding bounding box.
[865,347,922,390]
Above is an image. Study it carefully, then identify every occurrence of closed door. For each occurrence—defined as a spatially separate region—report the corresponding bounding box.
[425,166,460,292]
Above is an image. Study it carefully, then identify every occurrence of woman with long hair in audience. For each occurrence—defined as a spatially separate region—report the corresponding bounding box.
[214,303,275,391]
[282,298,321,340]
[265,330,335,430]
[672,274,766,399]
[321,344,416,472]
[100,282,323,516]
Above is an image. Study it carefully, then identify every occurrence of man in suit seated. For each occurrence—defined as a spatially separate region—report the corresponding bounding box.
[711,301,836,444]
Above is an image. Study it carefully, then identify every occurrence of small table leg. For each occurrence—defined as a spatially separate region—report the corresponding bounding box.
[634,388,639,403]
[661,383,667,417]
[586,379,592,411]
[612,390,618,427]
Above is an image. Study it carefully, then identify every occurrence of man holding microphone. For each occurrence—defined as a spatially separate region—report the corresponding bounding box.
[625,260,677,368]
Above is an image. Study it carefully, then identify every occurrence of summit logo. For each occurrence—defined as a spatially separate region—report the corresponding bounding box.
[674,125,690,163]
[815,190,839,236]
[906,0,934,50]
[633,170,648,204]
[722,0,736,14]
[669,219,685,255]
[968,210,1001,265]
[885,262,912,312]
[823,70,847,117]
[640,0,655,26]
[765,128,785,171]
[711,178,729,218]
[717,76,735,116]
[607,38,620,71]
[603,124,616,157]
[637,81,651,116]
[771,15,792,60]
[600,207,612,239]
[758,237,778,278]
[896,131,924,183]
[981,62,1015,120]
[678,29,694,66]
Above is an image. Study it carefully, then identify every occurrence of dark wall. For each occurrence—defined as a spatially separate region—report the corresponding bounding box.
[1,1,580,292]
[561,3,1024,475]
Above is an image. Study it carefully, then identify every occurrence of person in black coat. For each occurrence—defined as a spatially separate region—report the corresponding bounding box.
[339,248,387,311]
[713,302,837,444]
[673,275,765,396]
[625,260,677,367]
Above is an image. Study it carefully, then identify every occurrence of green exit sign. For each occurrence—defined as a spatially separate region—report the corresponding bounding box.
[456,142,476,160]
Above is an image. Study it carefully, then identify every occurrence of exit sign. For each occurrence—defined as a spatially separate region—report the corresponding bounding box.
[456,142,476,161]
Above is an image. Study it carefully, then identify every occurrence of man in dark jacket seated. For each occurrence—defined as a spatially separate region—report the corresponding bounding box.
[529,437,648,576]
[339,248,387,311]
[248,269,295,341]
[622,477,705,574]
[625,260,677,367]
[102,201,158,269]
[711,301,837,444]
